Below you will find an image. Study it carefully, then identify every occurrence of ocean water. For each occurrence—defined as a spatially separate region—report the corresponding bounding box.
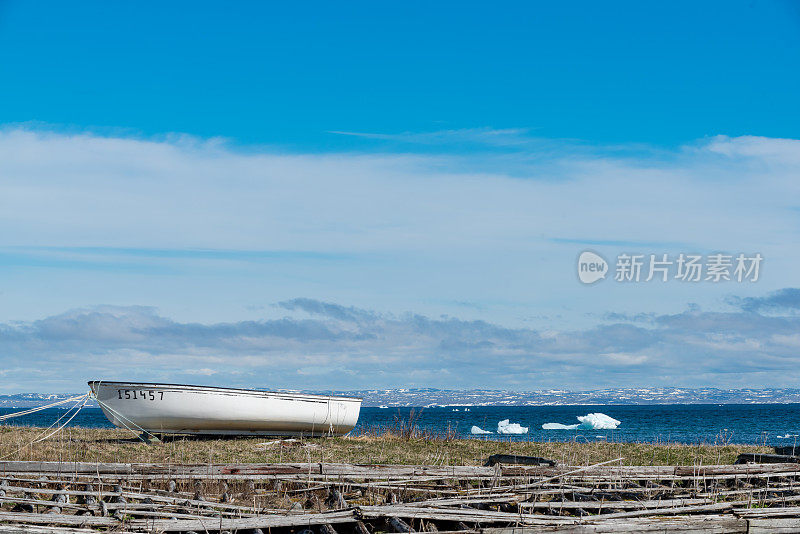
[2,404,799,446]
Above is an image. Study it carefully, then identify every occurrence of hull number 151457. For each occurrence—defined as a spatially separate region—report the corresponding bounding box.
[117,389,164,400]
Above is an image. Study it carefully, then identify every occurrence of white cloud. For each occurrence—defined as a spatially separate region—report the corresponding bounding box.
[1,127,799,391]
[1,127,798,257]
[705,135,800,165]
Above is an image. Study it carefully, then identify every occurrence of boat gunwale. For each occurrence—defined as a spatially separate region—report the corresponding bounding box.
[88,380,363,402]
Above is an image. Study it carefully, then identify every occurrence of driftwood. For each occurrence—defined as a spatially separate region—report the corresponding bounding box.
[735,453,800,464]
[484,454,557,467]
[0,527,102,534]
[0,460,799,532]
[774,445,799,456]
[483,515,749,533]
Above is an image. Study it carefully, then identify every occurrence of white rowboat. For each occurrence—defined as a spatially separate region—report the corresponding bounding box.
[89,381,362,436]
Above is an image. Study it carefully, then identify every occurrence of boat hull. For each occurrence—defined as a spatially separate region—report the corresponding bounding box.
[88,381,362,436]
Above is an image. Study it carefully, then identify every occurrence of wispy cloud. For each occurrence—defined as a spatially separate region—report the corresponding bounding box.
[729,288,800,313]
[329,127,537,148]
[277,298,378,323]
[0,246,352,274]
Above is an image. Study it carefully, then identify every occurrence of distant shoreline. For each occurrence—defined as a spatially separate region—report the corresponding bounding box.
[3,387,800,408]
[5,401,800,409]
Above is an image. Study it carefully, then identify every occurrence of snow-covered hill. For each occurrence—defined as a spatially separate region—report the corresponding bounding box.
[3,387,800,409]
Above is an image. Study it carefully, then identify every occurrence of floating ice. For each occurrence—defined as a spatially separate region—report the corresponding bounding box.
[542,422,578,430]
[542,413,621,430]
[471,425,493,434]
[497,419,529,434]
[578,413,621,429]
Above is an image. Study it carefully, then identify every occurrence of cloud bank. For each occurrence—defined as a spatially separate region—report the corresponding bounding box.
[1,293,799,393]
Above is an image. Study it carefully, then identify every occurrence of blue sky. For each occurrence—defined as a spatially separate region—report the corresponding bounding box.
[2,1,799,147]
[0,1,799,393]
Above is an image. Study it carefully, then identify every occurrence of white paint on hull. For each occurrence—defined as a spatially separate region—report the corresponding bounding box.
[89,381,362,436]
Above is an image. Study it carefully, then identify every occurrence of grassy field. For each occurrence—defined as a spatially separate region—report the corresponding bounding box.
[0,425,771,466]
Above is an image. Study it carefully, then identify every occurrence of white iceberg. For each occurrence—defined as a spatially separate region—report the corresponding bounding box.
[471,425,493,435]
[542,413,621,430]
[577,413,621,429]
[497,419,529,434]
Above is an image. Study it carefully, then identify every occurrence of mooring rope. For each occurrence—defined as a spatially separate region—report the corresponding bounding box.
[93,396,160,443]
[0,393,89,460]
[32,394,89,443]
[0,394,89,421]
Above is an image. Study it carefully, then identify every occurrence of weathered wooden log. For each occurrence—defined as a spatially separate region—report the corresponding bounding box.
[482,514,748,533]
[674,463,800,477]
[597,501,736,520]
[0,526,102,534]
[0,461,500,479]
[735,453,799,465]
[520,496,716,511]
[0,496,91,512]
[127,509,357,531]
[734,505,800,518]
[0,483,265,514]
[359,505,572,525]
[320,523,339,534]
[0,510,118,528]
[407,493,522,508]
[747,517,800,533]
[485,454,556,467]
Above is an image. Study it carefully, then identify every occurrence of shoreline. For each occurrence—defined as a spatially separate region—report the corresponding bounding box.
[0,426,773,466]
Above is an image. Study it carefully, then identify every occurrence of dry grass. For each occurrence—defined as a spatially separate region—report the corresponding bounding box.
[0,425,771,466]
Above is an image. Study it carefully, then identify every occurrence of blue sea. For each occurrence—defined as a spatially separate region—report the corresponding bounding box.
[2,404,799,446]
